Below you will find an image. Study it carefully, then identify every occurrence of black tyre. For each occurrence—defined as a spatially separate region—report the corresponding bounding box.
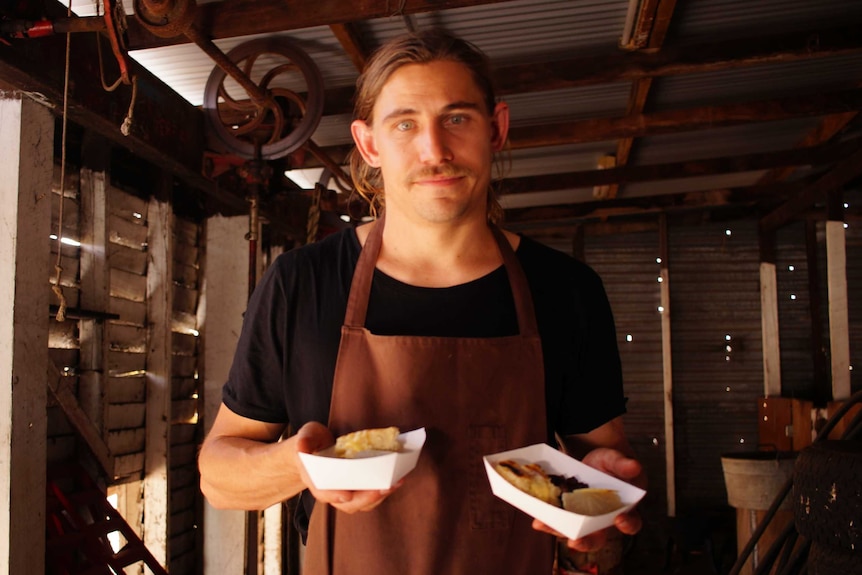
[807,541,862,575]
[793,440,862,551]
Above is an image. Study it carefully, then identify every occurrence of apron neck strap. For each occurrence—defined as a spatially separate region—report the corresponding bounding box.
[345,214,539,337]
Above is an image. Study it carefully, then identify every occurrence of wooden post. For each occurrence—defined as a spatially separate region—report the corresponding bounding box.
[144,182,174,566]
[0,93,53,575]
[759,227,782,397]
[825,193,850,400]
[202,215,251,575]
[79,168,109,433]
[659,215,676,517]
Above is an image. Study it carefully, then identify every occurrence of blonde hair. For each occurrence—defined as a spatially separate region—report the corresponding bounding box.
[348,30,506,223]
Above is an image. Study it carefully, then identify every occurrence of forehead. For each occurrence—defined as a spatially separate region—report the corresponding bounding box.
[373,60,485,117]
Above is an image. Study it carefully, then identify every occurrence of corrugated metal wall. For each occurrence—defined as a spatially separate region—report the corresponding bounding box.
[583,229,667,540]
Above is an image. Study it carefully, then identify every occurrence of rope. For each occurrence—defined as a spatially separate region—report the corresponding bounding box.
[306,184,322,245]
[52,0,73,323]
[95,20,138,136]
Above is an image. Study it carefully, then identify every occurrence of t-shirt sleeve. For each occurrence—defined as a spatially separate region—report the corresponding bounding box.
[222,258,291,424]
[555,264,627,435]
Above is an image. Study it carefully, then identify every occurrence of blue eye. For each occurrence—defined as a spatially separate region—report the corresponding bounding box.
[449,115,465,125]
[397,120,414,131]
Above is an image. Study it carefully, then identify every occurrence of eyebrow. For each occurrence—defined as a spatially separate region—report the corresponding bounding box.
[380,101,484,124]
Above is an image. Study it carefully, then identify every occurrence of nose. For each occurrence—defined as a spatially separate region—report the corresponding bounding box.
[417,123,453,164]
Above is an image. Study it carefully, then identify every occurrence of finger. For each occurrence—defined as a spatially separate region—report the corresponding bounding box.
[614,509,642,535]
[531,519,566,538]
[567,529,608,552]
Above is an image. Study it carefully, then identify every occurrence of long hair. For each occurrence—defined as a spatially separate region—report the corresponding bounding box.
[348,30,507,223]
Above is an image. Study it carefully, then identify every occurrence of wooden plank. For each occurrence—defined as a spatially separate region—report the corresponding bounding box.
[759,260,782,397]
[825,220,851,400]
[107,349,147,377]
[109,242,149,275]
[171,423,197,445]
[173,378,198,401]
[659,215,676,518]
[109,213,149,251]
[171,443,197,468]
[173,284,200,315]
[171,485,198,511]
[114,452,146,478]
[173,238,200,267]
[172,310,199,335]
[174,218,200,247]
[108,185,149,221]
[172,332,198,356]
[329,23,369,72]
[47,363,113,478]
[79,168,110,435]
[173,261,199,289]
[756,397,793,451]
[49,348,80,371]
[106,403,147,430]
[48,253,80,288]
[110,297,147,327]
[47,436,77,465]
[107,323,148,354]
[106,376,147,404]
[111,268,148,303]
[173,399,198,425]
[145,192,174,565]
[172,355,198,378]
[108,428,147,455]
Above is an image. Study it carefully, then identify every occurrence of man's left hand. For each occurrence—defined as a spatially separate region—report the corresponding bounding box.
[532,447,645,552]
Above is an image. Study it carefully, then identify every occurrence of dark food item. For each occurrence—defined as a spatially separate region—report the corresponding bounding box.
[549,473,589,493]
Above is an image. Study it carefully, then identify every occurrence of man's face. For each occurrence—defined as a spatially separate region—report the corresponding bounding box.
[351,60,509,226]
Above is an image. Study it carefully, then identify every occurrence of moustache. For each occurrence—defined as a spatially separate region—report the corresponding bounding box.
[409,166,471,182]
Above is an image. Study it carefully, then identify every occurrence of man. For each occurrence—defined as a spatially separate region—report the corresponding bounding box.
[199,30,645,574]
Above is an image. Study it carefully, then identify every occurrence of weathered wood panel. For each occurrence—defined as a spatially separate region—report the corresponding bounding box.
[106,375,147,404]
[109,243,148,275]
[114,452,145,478]
[172,378,198,401]
[172,332,198,356]
[49,348,80,372]
[172,353,197,378]
[173,284,199,315]
[110,298,147,327]
[107,350,146,377]
[171,423,197,445]
[111,269,147,302]
[107,323,148,354]
[172,310,198,334]
[108,428,147,455]
[107,403,147,430]
[172,399,197,425]
[173,261,199,289]
[109,213,149,251]
[173,241,199,269]
[108,186,149,222]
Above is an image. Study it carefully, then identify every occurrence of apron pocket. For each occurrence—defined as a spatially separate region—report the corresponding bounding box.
[467,425,512,530]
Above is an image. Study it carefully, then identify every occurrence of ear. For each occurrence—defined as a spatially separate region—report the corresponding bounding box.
[350,119,381,168]
[490,102,510,153]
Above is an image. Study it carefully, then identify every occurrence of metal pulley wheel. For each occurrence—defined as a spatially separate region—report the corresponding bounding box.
[203,37,325,160]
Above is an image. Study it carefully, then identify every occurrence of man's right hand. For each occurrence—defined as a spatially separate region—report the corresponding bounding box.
[293,421,404,514]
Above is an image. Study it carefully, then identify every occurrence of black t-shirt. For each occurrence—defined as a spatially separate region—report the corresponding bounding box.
[222,227,626,535]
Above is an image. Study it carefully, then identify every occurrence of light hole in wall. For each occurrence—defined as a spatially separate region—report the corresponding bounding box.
[657,276,663,283]
[790,294,797,300]
[725,229,732,236]
[788,265,795,271]
[657,306,665,313]
[626,334,633,342]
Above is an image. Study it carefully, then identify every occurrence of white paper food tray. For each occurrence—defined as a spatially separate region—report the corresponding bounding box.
[298,427,426,490]
[484,443,646,540]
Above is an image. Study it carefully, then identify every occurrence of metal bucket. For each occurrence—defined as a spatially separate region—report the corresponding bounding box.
[720,451,797,511]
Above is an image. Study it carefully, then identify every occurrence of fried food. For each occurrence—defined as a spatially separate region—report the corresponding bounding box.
[334,426,402,458]
[493,460,562,506]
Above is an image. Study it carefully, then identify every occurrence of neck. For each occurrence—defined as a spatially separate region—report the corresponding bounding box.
[358,212,508,288]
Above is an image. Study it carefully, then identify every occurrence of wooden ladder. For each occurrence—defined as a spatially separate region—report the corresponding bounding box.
[46,463,168,575]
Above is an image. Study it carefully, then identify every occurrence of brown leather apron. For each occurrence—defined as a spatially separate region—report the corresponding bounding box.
[303,217,554,575]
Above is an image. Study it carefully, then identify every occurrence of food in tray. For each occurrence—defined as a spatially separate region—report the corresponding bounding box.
[334,426,403,458]
[493,459,624,516]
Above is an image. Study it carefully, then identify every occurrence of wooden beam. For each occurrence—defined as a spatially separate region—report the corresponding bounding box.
[804,220,830,404]
[503,180,807,226]
[509,88,862,149]
[658,214,676,518]
[759,230,782,397]
[492,25,862,95]
[144,183,174,566]
[611,0,678,198]
[329,23,368,72]
[825,193,851,401]
[760,145,862,231]
[0,94,52,575]
[757,112,858,185]
[126,0,508,49]
[504,138,862,194]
